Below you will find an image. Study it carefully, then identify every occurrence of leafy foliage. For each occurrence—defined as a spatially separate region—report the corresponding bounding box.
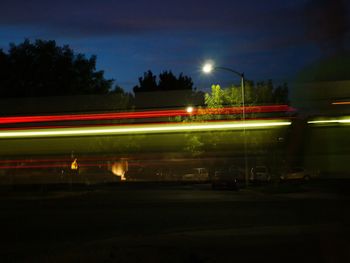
[205,80,288,108]
[182,79,289,156]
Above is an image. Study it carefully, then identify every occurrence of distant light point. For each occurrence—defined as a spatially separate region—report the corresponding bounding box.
[186,106,194,113]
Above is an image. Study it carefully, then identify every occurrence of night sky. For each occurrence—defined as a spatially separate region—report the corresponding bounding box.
[0,0,349,92]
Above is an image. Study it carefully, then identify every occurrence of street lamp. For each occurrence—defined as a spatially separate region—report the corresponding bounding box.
[202,62,249,187]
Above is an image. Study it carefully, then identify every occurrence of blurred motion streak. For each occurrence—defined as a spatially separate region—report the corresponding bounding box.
[0,119,292,139]
[332,101,350,105]
[0,105,294,125]
[308,117,350,125]
[0,163,110,169]
[0,156,133,163]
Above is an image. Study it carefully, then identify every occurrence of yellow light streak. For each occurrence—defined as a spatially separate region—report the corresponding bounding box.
[0,120,292,139]
[308,118,350,124]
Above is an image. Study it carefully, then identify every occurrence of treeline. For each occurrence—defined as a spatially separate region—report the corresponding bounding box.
[0,39,289,108]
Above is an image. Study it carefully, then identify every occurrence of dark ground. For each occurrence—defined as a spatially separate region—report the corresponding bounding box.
[0,181,349,263]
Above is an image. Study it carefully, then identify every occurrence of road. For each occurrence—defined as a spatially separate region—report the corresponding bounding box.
[0,182,349,262]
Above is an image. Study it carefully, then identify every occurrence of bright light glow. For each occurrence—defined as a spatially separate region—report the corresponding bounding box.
[71,159,78,170]
[0,120,292,139]
[186,106,194,113]
[111,160,128,181]
[308,118,350,124]
[202,63,214,74]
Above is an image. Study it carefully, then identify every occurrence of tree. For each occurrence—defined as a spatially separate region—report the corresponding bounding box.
[204,80,255,109]
[255,80,273,104]
[204,84,225,108]
[205,80,288,108]
[133,70,194,93]
[110,86,135,109]
[158,71,193,91]
[0,39,114,98]
[133,70,158,93]
[133,70,204,108]
[181,79,289,157]
[273,83,289,104]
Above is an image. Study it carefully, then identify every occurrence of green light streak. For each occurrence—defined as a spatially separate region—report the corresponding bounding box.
[0,120,292,139]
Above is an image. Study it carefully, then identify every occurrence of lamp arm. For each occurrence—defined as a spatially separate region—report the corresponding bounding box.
[214,66,244,78]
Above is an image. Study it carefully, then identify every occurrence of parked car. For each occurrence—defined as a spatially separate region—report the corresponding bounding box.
[182,168,209,181]
[211,166,241,190]
[250,165,271,183]
[280,167,313,182]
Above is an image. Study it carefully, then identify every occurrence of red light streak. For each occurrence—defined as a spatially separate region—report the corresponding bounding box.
[0,117,294,136]
[0,163,137,169]
[0,156,132,163]
[0,105,294,125]
[0,164,69,169]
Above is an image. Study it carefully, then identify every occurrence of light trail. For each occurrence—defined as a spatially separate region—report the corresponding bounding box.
[308,118,350,124]
[331,101,350,105]
[0,163,111,169]
[0,119,292,139]
[0,105,294,125]
[0,156,132,163]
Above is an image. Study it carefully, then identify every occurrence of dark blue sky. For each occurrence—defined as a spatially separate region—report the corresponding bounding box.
[0,0,349,92]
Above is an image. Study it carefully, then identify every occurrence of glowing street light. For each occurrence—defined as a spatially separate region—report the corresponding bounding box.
[202,63,214,74]
[202,62,249,187]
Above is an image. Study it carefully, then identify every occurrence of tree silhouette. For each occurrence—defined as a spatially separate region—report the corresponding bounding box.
[273,83,289,104]
[0,39,113,98]
[133,70,158,93]
[133,70,194,93]
[110,86,135,109]
[133,70,203,108]
[158,71,193,91]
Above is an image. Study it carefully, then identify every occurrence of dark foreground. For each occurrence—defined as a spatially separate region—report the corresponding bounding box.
[0,181,349,263]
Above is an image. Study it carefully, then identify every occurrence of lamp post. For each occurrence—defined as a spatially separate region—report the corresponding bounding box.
[202,63,249,187]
